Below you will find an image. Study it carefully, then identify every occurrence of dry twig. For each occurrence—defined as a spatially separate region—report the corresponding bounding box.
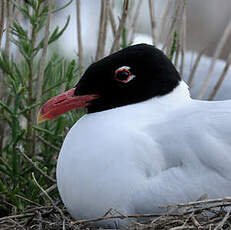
[95,0,109,61]
[72,212,181,225]
[76,0,83,75]
[32,173,63,217]
[179,0,187,77]
[108,2,117,37]
[39,184,58,197]
[148,0,155,45]
[37,0,53,102]
[164,0,182,55]
[128,1,142,43]
[158,0,171,44]
[0,0,13,156]
[208,53,231,100]
[2,197,231,229]
[4,0,12,59]
[36,134,60,152]
[17,146,56,183]
[110,0,129,54]
[198,19,231,99]
[0,0,6,47]
[167,197,231,209]
[187,48,207,87]
[214,210,231,230]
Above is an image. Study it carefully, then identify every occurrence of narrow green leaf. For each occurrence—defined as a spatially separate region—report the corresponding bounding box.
[0,100,14,115]
[52,0,73,14]
[19,102,40,115]
[33,125,57,137]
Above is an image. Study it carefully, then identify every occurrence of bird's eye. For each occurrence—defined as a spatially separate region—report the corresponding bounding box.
[114,66,136,83]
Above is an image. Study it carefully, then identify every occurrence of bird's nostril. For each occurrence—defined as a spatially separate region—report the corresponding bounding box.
[54,99,66,105]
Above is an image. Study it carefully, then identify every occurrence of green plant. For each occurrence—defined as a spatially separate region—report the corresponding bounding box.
[0,0,83,214]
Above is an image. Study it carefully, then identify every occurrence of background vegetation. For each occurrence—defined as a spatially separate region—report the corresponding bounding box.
[0,0,230,229]
[0,0,81,219]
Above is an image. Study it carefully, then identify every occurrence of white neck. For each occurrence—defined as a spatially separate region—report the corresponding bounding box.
[119,80,191,112]
[151,80,191,108]
[85,81,191,127]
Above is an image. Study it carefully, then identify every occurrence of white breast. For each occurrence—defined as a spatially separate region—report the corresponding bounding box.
[57,99,165,226]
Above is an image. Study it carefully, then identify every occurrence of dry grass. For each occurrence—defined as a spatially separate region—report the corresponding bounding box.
[1,197,231,229]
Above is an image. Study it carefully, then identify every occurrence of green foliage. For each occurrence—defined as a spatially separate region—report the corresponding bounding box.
[0,55,82,213]
[0,0,82,214]
[169,30,178,61]
[121,27,132,49]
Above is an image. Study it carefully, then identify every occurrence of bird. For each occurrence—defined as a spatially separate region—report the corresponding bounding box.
[37,44,231,228]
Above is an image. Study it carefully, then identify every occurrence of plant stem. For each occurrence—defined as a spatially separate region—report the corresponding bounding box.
[108,2,116,38]
[110,0,129,54]
[95,0,109,61]
[26,3,40,155]
[37,0,52,102]
[128,1,142,43]
[76,0,83,74]
[148,0,155,45]
[208,53,231,100]
[0,1,13,154]
[0,0,6,47]
[197,19,231,99]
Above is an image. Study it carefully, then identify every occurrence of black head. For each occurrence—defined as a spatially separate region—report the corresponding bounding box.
[74,44,181,113]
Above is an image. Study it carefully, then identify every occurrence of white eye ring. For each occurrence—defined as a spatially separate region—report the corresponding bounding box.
[114,66,136,83]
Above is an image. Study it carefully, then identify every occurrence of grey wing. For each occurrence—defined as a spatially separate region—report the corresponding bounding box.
[149,100,231,176]
[139,100,231,210]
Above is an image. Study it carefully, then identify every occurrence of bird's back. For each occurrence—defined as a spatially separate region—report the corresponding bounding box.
[135,99,231,213]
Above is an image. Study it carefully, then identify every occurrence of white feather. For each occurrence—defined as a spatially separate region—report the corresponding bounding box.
[57,81,231,228]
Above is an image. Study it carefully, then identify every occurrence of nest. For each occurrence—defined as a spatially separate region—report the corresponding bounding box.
[1,197,231,230]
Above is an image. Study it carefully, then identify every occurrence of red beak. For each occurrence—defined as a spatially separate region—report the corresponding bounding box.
[37,88,99,124]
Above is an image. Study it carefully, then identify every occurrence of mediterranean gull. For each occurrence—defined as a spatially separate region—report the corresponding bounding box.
[37,44,231,228]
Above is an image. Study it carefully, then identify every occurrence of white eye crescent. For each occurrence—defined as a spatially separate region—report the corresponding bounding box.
[114,66,136,83]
